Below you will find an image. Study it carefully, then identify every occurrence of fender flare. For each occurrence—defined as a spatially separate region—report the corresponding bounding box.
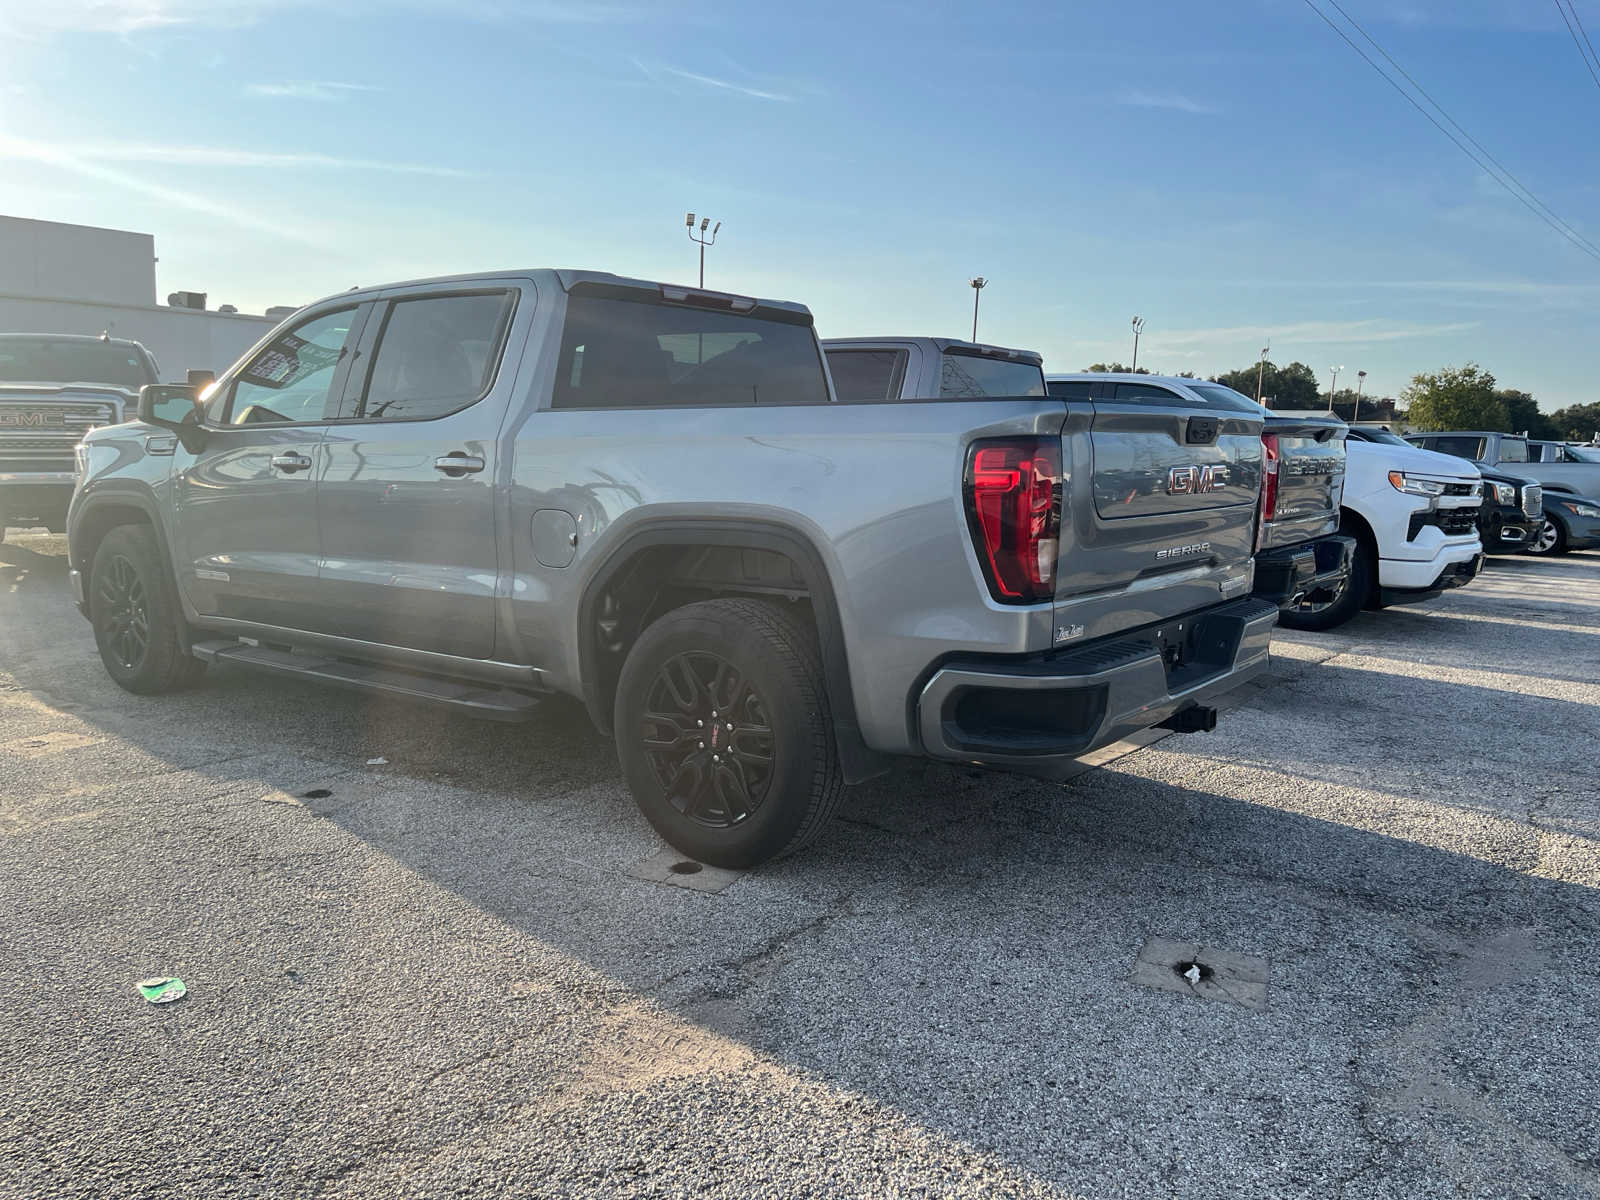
[70,486,193,644]
[576,517,888,785]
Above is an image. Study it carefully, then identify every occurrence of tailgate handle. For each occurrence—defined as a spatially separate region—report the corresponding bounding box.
[1185,416,1219,445]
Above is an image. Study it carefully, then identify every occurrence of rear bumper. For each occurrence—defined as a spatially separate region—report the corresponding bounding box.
[1378,552,1483,607]
[915,596,1278,777]
[1253,535,1356,610]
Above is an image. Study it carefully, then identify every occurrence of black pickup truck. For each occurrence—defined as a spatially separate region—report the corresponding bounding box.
[1044,374,1353,628]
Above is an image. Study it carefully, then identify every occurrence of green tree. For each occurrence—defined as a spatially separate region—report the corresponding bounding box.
[1401,364,1508,432]
[1549,402,1600,441]
[1496,389,1559,440]
[1083,362,1150,374]
[1211,360,1320,408]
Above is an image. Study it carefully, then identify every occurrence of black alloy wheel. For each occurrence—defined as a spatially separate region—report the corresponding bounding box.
[89,524,207,694]
[640,651,776,828]
[97,554,151,671]
[614,597,845,868]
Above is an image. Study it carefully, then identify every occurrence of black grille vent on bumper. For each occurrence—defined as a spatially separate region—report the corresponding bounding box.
[1442,481,1476,496]
[1408,509,1478,540]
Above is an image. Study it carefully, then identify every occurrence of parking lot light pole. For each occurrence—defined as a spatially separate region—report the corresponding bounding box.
[969,277,987,342]
[1256,342,1270,403]
[685,212,720,288]
[1130,315,1146,373]
[1327,364,1343,412]
[1353,370,1367,423]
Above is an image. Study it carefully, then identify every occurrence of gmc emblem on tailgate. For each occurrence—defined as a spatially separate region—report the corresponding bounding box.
[0,411,48,427]
[1166,464,1228,494]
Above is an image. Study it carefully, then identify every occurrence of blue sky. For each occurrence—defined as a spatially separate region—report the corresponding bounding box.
[2,0,1597,408]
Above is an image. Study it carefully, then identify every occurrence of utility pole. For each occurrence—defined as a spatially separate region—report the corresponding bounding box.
[1130,315,1146,373]
[685,212,721,288]
[969,277,988,342]
[1327,364,1343,412]
[1256,341,1270,404]
[1353,369,1367,423]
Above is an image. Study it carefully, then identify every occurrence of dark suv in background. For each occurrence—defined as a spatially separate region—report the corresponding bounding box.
[1405,432,1544,554]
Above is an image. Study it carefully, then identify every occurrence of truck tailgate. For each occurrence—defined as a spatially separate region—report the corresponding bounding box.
[1053,399,1264,645]
[1260,414,1346,549]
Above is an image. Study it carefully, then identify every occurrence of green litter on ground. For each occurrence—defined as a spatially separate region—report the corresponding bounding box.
[137,977,186,1005]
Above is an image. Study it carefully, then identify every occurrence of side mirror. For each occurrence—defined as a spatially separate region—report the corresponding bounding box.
[137,384,207,452]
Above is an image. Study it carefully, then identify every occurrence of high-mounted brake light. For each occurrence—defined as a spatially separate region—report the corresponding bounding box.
[1256,432,1280,551]
[963,437,1062,604]
[658,285,756,312]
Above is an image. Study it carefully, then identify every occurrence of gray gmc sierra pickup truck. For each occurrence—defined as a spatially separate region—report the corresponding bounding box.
[68,269,1277,866]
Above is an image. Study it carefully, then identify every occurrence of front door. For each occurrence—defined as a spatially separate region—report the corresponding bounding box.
[314,288,519,659]
[172,305,366,629]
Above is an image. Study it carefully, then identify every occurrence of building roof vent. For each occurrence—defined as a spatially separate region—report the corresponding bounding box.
[167,290,206,310]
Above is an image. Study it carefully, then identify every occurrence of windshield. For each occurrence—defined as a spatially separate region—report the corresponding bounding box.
[1498,437,1529,463]
[1568,444,1600,462]
[1188,383,1269,413]
[0,339,154,390]
[1350,427,1411,447]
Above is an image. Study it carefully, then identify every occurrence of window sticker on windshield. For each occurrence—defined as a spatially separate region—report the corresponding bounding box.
[240,333,341,390]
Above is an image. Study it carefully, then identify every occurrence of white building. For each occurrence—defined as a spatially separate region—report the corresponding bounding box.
[0,215,293,381]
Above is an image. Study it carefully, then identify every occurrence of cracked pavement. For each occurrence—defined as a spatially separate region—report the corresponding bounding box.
[1,532,1597,1199]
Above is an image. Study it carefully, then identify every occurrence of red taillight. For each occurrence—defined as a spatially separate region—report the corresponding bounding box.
[964,437,1062,604]
[1256,432,1280,550]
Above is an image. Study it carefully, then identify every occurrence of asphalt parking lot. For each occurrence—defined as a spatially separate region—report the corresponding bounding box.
[2,532,1597,1200]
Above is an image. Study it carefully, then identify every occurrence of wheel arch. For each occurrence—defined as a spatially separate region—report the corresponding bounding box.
[71,490,191,641]
[1337,505,1380,605]
[576,518,886,784]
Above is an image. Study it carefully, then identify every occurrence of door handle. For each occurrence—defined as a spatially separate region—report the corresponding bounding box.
[270,453,312,473]
[434,453,486,477]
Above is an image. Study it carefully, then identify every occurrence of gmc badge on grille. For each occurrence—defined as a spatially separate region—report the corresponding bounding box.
[1166,464,1228,494]
[0,412,48,427]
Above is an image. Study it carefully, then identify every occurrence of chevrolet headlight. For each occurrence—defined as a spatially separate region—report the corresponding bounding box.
[1388,470,1445,497]
[1562,500,1600,518]
[1491,482,1516,505]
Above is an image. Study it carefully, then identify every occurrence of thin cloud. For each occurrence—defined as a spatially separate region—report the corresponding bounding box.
[1153,318,1480,349]
[634,59,794,102]
[52,141,477,178]
[2,0,647,37]
[1115,89,1220,116]
[0,132,324,246]
[247,80,380,101]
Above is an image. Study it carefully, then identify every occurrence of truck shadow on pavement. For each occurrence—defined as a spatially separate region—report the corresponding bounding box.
[4,535,1600,1196]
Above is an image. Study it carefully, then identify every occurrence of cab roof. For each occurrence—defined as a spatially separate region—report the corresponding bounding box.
[322,268,813,324]
[825,337,1043,365]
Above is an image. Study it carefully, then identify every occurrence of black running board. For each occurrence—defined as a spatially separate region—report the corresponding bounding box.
[191,640,542,722]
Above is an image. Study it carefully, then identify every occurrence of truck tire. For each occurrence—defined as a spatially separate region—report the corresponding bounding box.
[613,597,846,868]
[1527,517,1566,556]
[89,524,206,694]
[1278,537,1371,632]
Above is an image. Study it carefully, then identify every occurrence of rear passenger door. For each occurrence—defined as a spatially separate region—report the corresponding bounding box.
[314,286,523,659]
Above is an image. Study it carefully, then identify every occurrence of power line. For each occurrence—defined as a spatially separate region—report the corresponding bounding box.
[1319,0,1600,261]
[1301,0,1600,264]
[1554,0,1600,94]
[1325,0,1600,259]
[1574,1,1600,71]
